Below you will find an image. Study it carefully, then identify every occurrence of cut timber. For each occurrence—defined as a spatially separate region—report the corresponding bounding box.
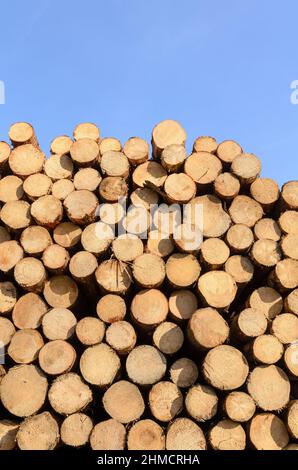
[23,173,52,200]
[73,122,100,142]
[42,308,77,340]
[279,210,298,234]
[185,194,231,238]
[193,136,217,154]
[271,259,298,290]
[166,418,206,450]
[169,289,198,322]
[226,224,254,253]
[123,137,149,165]
[287,401,298,439]
[0,364,48,417]
[73,168,102,191]
[0,420,19,450]
[127,420,165,450]
[51,179,74,200]
[102,380,145,423]
[0,141,11,167]
[153,321,184,354]
[185,384,218,422]
[100,151,129,178]
[209,419,246,450]
[17,412,59,450]
[164,173,196,204]
[188,308,229,349]
[96,294,126,323]
[248,286,283,320]
[112,234,143,262]
[0,175,23,202]
[50,135,73,155]
[225,255,254,284]
[251,239,281,268]
[249,413,289,450]
[130,289,168,328]
[132,161,167,188]
[149,381,183,422]
[247,365,290,411]
[54,222,82,249]
[281,181,298,209]
[80,343,120,386]
[61,413,93,447]
[152,119,186,158]
[161,144,186,172]
[166,253,201,288]
[184,151,222,187]
[231,153,261,184]
[70,138,99,167]
[214,172,240,200]
[0,281,17,314]
[133,253,165,288]
[0,317,15,346]
[42,244,70,274]
[284,288,298,315]
[126,345,167,385]
[173,224,202,254]
[90,419,126,450]
[99,137,122,155]
[76,317,105,346]
[254,218,281,241]
[250,177,279,210]
[12,293,48,329]
[99,202,124,225]
[231,308,267,342]
[281,234,298,260]
[170,358,198,388]
[284,343,298,377]
[39,340,76,375]
[223,392,256,423]
[20,226,52,256]
[146,230,174,258]
[8,329,44,364]
[246,334,283,364]
[99,176,128,202]
[69,251,98,283]
[95,260,132,294]
[270,313,298,344]
[1,200,31,230]
[202,345,249,390]
[152,204,180,235]
[198,271,237,309]
[48,373,92,415]
[9,122,38,147]
[14,257,47,292]
[31,195,63,228]
[229,195,263,227]
[131,187,158,210]
[106,321,136,354]
[216,139,242,164]
[43,275,78,308]
[64,190,99,225]
[9,144,44,178]
[200,238,230,269]
[0,241,24,273]
[44,154,73,180]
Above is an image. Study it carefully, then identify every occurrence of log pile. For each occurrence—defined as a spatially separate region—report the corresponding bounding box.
[0,120,298,450]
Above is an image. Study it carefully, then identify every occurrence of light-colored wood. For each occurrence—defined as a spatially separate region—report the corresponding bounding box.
[76,317,105,346]
[198,271,237,309]
[245,334,283,364]
[149,381,183,422]
[42,308,77,340]
[152,119,186,158]
[164,173,196,203]
[102,380,144,423]
[42,244,70,273]
[12,293,48,329]
[216,139,242,164]
[51,179,75,200]
[185,195,231,238]
[173,223,203,254]
[193,136,217,154]
[250,177,279,209]
[249,413,289,450]
[247,365,290,411]
[50,135,72,155]
[232,308,267,342]
[281,233,298,260]
[270,258,298,291]
[14,257,46,292]
[112,234,143,262]
[185,383,218,422]
[44,153,73,180]
[127,419,165,450]
[281,181,298,209]
[225,255,254,284]
[8,329,44,364]
[161,144,186,172]
[251,239,281,268]
[231,153,261,184]
[48,372,92,415]
[17,412,59,450]
[99,137,122,155]
[70,138,99,167]
[43,275,78,308]
[184,151,222,187]
[123,137,149,165]
[270,313,298,344]
[95,259,132,294]
[23,173,52,201]
[90,419,126,450]
[31,195,63,228]
[188,307,229,349]
[169,358,198,388]
[99,202,124,225]
[96,294,126,323]
[0,317,16,347]
[152,204,180,235]
[0,175,23,202]
[73,168,102,191]
[64,190,99,225]
[69,251,98,283]
[286,401,298,439]
[131,187,158,210]
[0,240,24,273]
[132,161,167,188]
[166,418,206,450]
[61,413,93,447]
[80,343,120,386]
[100,151,129,178]
[126,345,167,385]
[73,122,100,142]
[133,253,165,288]
[166,253,201,288]
[209,419,246,450]
[9,122,38,147]
[146,230,174,257]
[200,238,230,269]
[0,420,19,450]
[229,195,263,227]
[284,343,298,377]
[226,223,254,253]
[214,172,240,200]
[279,210,298,234]
[254,218,281,241]
[0,281,17,315]
[284,288,298,315]
[106,321,136,354]
[153,321,184,354]
[54,222,82,249]
[39,340,76,375]
[130,289,168,328]
[20,226,52,256]
[9,144,44,178]
[169,289,198,321]
[1,200,31,230]
[223,391,256,423]
[99,176,128,202]
[0,141,11,167]
[248,286,283,320]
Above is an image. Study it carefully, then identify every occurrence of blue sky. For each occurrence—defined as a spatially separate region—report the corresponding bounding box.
[0,0,297,185]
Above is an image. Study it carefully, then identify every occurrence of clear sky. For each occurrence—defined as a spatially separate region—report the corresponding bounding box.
[0,0,297,185]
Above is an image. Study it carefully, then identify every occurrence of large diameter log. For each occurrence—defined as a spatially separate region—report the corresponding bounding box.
[279,210,298,234]
[14,257,47,292]
[132,161,167,188]
[223,391,256,423]
[164,173,196,204]
[99,137,122,155]
[269,258,298,291]
[185,194,231,238]
[64,190,99,225]
[43,275,78,308]
[73,168,102,191]
[193,135,217,154]
[185,384,218,422]
[48,373,92,415]
[250,177,279,210]
[133,253,165,288]
[54,222,82,249]
[270,313,298,344]
[188,307,229,349]
[281,181,298,209]
[31,195,63,228]
[198,271,237,309]
[69,251,98,283]
[42,244,70,274]
[0,175,23,202]
[8,329,44,364]
[9,144,44,178]
[184,151,222,188]
[0,364,48,417]
[229,195,263,227]
[200,238,230,269]
[1,200,31,231]
[126,345,167,385]
[146,230,174,258]
[99,176,128,202]
[12,293,48,329]
[20,226,52,256]
[231,308,267,342]
[226,223,254,253]
[250,239,281,268]
[248,286,283,320]
[50,135,73,155]
[70,138,99,167]
[51,179,74,200]
[254,218,281,241]
[214,172,240,200]
[152,119,186,158]
[76,317,105,346]
[0,317,15,347]
[202,345,249,390]
[149,381,183,422]
[100,151,129,178]
[0,240,24,273]
[9,122,38,147]
[42,308,77,341]
[161,144,186,172]
[39,340,76,375]
[166,418,207,450]
[80,343,120,386]
[130,289,168,328]
[225,255,254,285]
[61,413,93,448]
[73,122,100,142]
[112,234,143,262]
[0,420,19,450]
[127,420,165,450]
[90,419,126,450]
[231,153,261,184]
[0,141,11,168]
[216,139,242,164]
[106,321,136,354]
[123,137,149,165]
[249,413,289,450]
[23,173,52,200]
[0,281,17,314]
[209,420,246,450]
[247,365,290,411]
[166,253,201,288]
[17,412,59,450]
[95,260,132,294]
[169,358,198,388]
[245,334,283,364]
[169,289,198,322]
[102,380,145,423]
[44,154,73,180]
[96,294,126,323]
[153,321,184,354]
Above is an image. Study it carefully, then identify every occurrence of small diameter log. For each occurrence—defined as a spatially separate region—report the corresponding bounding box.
[122,206,151,237]
[0,240,23,273]
[248,286,283,320]
[80,343,120,387]
[103,380,145,423]
[42,308,77,340]
[209,419,246,450]
[99,202,124,226]
[12,293,48,329]
[172,223,202,254]
[200,238,230,269]
[287,400,298,439]
[169,289,198,322]
[0,281,17,314]
[42,244,70,274]
[20,226,52,256]
[198,271,237,309]
[254,218,281,241]
[70,138,99,167]
[0,175,23,202]
[250,177,279,210]
[270,259,298,291]
[184,151,222,188]
[149,381,183,422]
[231,153,261,184]
[281,234,298,260]
[226,224,254,253]
[1,200,31,230]
[281,181,298,209]
[152,119,187,158]
[279,210,298,234]
[96,294,126,323]
[99,137,122,155]
[74,168,102,191]
[61,413,93,448]
[76,317,105,346]
[284,288,298,315]
[64,190,99,225]
[44,154,73,180]
[161,144,186,172]
[133,253,165,288]
[270,313,298,344]
[193,136,217,154]
[202,345,249,390]
[164,173,196,203]
[51,179,74,200]
[73,122,100,142]
[152,204,180,235]
[14,257,47,292]
[126,345,167,385]
[0,317,15,347]
[130,289,168,328]
[245,334,283,364]
[127,420,165,450]
[0,141,11,168]
[146,230,174,258]
[39,340,76,375]
[216,139,242,164]
[48,373,92,415]
[214,172,240,200]
[112,234,143,262]
[17,412,59,450]
[225,255,254,285]
[132,161,167,188]
[166,418,207,450]
[0,420,19,450]
[247,365,290,411]
[8,329,44,364]
[185,384,218,422]
[123,137,149,165]
[9,144,44,178]
[100,151,129,178]
[43,275,78,308]
[99,176,128,202]
[166,253,201,288]
[250,239,281,268]
[229,195,263,227]
[9,122,38,147]
[223,391,256,423]
[54,222,82,249]
[249,413,289,450]
[106,321,136,354]
[69,251,98,283]
[0,226,10,243]
[170,358,198,388]
[231,308,267,342]
[50,135,73,155]
[31,195,63,228]
[23,173,52,200]
[131,187,158,210]
[185,195,231,238]
[90,419,126,450]
[153,322,184,354]
[96,260,132,294]
[188,308,229,349]
[0,364,48,417]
